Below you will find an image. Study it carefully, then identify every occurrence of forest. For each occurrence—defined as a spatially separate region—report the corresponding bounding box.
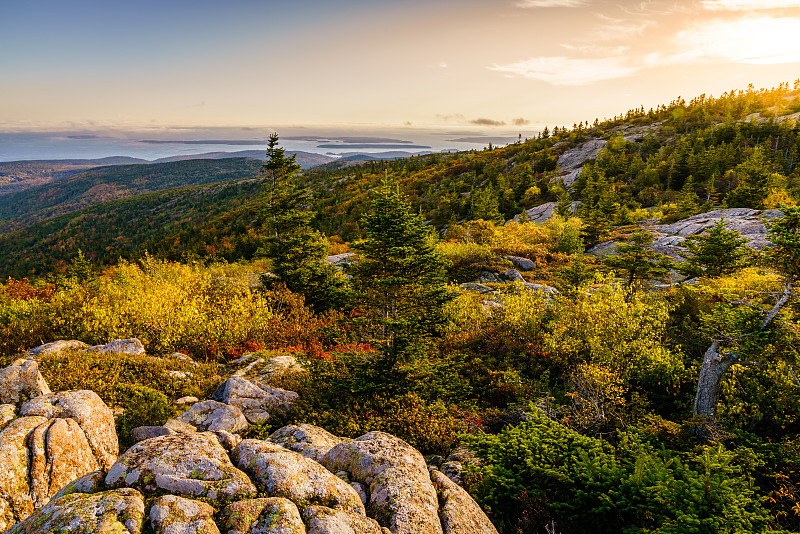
[3,82,800,533]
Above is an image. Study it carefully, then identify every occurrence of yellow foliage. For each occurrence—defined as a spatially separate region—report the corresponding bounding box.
[543,286,683,385]
[0,257,275,362]
[764,188,797,209]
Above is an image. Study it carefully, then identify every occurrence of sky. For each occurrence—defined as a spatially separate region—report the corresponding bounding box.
[1,0,800,147]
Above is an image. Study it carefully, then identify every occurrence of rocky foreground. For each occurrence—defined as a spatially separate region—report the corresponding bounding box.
[0,343,497,534]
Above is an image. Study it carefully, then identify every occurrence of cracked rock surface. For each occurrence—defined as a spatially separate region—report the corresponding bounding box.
[105,432,256,504]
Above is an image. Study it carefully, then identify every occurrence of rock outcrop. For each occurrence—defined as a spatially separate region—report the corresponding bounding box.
[105,432,257,504]
[212,376,297,424]
[0,380,118,532]
[323,431,444,534]
[0,358,498,534]
[175,400,249,434]
[0,359,50,405]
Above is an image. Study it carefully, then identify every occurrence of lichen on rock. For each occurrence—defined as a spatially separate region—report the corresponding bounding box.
[105,432,256,504]
[4,488,145,534]
[232,439,365,515]
[149,494,220,534]
[219,497,305,534]
[322,431,444,534]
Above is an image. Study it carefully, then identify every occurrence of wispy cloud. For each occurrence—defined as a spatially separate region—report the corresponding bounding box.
[490,56,639,85]
[470,118,507,126]
[436,113,467,122]
[701,0,800,10]
[515,0,589,8]
[512,118,530,126]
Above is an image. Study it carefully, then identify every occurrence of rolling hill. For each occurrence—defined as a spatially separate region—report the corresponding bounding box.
[0,158,264,232]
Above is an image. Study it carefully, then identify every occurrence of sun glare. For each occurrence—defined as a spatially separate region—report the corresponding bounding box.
[676,16,800,65]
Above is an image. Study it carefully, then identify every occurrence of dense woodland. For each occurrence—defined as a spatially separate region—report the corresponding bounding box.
[4,82,800,533]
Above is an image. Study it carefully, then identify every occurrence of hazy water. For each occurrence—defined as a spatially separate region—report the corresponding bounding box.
[0,130,516,162]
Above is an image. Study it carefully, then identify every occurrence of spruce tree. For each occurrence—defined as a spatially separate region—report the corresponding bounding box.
[350,178,455,352]
[603,230,673,295]
[677,219,750,280]
[259,133,345,312]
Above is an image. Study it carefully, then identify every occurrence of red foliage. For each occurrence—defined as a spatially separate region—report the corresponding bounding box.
[2,278,55,301]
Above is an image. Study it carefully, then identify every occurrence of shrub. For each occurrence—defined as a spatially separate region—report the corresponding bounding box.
[463,409,773,534]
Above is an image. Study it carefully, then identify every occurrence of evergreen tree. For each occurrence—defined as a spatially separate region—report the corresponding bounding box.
[259,133,345,312]
[471,185,504,224]
[350,179,455,352]
[603,230,673,295]
[678,219,750,279]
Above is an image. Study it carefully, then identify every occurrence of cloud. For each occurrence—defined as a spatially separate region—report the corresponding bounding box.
[515,0,589,7]
[470,118,507,126]
[436,113,467,122]
[512,118,530,126]
[490,56,639,85]
[701,0,800,10]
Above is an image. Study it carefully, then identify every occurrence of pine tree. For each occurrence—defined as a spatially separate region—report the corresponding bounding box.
[259,133,345,312]
[603,230,673,295]
[350,178,455,352]
[678,219,750,279]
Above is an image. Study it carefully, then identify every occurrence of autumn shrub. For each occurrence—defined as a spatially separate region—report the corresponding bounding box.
[437,241,495,282]
[0,257,278,363]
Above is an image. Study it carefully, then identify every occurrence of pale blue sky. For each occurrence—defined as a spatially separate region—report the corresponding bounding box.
[2,0,799,137]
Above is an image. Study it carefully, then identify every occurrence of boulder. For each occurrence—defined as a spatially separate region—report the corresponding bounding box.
[505,255,536,271]
[4,488,145,534]
[503,269,525,282]
[131,425,175,443]
[21,390,119,469]
[164,419,198,434]
[212,376,298,424]
[459,283,495,294]
[478,271,503,284]
[232,439,365,515]
[88,338,146,356]
[303,505,387,534]
[0,386,119,530]
[175,400,249,434]
[0,359,51,405]
[322,431,443,534]
[429,469,499,534]
[149,495,220,534]
[219,497,304,534]
[268,424,345,463]
[28,417,102,507]
[325,252,357,270]
[52,470,106,500]
[105,432,256,504]
[26,340,89,360]
[0,416,48,530]
[523,283,559,295]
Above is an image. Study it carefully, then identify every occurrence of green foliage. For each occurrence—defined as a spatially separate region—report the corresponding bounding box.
[603,230,673,290]
[258,134,346,312]
[678,220,751,279]
[463,410,773,534]
[350,179,455,347]
[115,385,176,449]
